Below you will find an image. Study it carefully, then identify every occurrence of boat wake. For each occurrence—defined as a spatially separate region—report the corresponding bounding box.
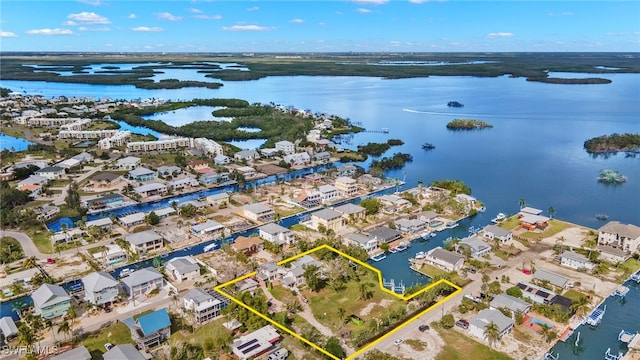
[402,108,486,117]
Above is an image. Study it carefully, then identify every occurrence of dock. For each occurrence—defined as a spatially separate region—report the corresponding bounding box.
[629,269,640,284]
[604,348,623,360]
[586,304,606,327]
[612,285,630,297]
[619,330,637,344]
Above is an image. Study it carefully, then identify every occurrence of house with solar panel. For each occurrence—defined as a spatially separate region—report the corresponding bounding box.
[232,324,282,360]
[122,308,171,350]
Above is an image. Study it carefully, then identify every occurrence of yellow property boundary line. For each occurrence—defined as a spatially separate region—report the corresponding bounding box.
[215,244,462,360]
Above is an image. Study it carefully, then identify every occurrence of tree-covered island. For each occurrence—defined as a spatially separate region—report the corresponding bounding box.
[583,133,640,154]
[446,119,493,130]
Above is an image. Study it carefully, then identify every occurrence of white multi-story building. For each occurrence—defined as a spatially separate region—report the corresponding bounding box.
[98,130,131,149]
[192,138,223,156]
[335,176,358,197]
[58,129,120,140]
[275,140,295,155]
[59,118,92,131]
[127,137,191,153]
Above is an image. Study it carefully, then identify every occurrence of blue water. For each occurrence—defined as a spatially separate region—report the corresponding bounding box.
[531,317,555,329]
[0,132,34,151]
[112,120,162,139]
[141,106,230,126]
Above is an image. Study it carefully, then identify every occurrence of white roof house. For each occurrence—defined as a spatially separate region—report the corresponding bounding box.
[0,316,18,339]
[31,284,71,319]
[164,256,200,283]
[103,344,147,360]
[468,309,514,342]
[116,156,141,169]
[490,294,531,315]
[258,223,295,245]
[82,271,119,305]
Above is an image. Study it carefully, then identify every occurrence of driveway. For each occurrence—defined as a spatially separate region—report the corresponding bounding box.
[0,230,47,260]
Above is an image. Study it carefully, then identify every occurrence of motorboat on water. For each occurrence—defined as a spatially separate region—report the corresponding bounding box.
[445,221,459,229]
[415,251,427,259]
[371,253,387,262]
[395,242,409,252]
[491,213,507,223]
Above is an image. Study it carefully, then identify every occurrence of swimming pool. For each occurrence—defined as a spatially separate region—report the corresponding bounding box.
[531,317,554,329]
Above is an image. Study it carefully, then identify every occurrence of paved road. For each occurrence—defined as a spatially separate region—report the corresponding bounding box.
[0,230,47,260]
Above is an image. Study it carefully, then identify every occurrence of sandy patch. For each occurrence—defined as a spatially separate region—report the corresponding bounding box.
[360,299,395,317]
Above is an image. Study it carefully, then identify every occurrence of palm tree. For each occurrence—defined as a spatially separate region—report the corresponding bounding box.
[570,296,591,319]
[540,324,552,340]
[22,256,38,270]
[12,300,28,320]
[483,321,500,349]
[337,307,346,323]
[57,321,70,342]
[548,206,556,219]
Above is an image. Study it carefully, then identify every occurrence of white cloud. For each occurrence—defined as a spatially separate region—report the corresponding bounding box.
[27,28,74,35]
[77,0,103,5]
[0,31,17,38]
[156,12,182,21]
[105,43,112,47]
[67,11,110,24]
[222,24,274,31]
[194,14,222,20]
[62,21,77,26]
[144,45,153,49]
[79,26,110,31]
[605,31,640,36]
[356,8,372,13]
[548,12,573,17]
[131,26,163,32]
[247,6,260,11]
[487,32,514,38]
[188,8,203,13]
[290,18,304,24]
[352,0,388,4]
[127,14,136,19]
[409,0,430,3]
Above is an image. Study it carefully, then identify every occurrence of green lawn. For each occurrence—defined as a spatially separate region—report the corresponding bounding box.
[269,285,298,304]
[521,220,576,240]
[418,264,448,278]
[434,326,514,360]
[616,258,640,281]
[498,216,520,231]
[562,289,589,303]
[25,226,53,254]
[82,321,133,360]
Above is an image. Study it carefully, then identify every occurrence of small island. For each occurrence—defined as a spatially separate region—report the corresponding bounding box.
[584,133,640,154]
[598,169,627,184]
[357,139,404,156]
[446,119,493,130]
[447,101,464,107]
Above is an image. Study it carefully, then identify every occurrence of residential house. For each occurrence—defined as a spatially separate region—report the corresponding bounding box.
[35,166,65,180]
[153,207,176,219]
[482,224,513,243]
[597,221,640,254]
[369,227,402,244]
[86,217,113,231]
[192,138,223,156]
[283,152,311,166]
[72,152,94,163]
[34,205,60,221]
[126,230,164,255]
[459,236,492,258]
[50,346,91,360]
[281,255,324,289]
[310,208,345,232]
[82,271,119,305]
[103,344,147,360]
[134,182,167,198]
[86,193,124,210]
[292,190,322,208]
[560,251,595,271]
[206,192,230,206]
[121,268,165,298]
[334,203,366,222]
[157,165,182,177]
[379,194,411,212]
[234,150,261,162]
[0,317,18,341]
[232,236,265,255]
[50,228,85,245]
[335,163,358,177]
[214,155,231,166]
[313,151,331,162]
[258,223,295,246]
[597,245,632,264]
[424,247,465,272]
[468,309,514,342]
[236,166,257,178]
[31,284,71,319]
[187,160,210,172]
[260,148,279,158]
[236,278,259,293]
[490,294,531,316]
[199,171,229,186]
[128,167,157,182]
[192,220,225,240]
[257,262,279,282]
[126,138,191,153]
[122,308,171,350]
[275,140,295,155]
[183,288,229,325]
[89,172,122,188]
[118,212,147,229]
[518,208,550,231]
[243,203,276,223]
[394,218,427,234]
[116,156,141,170]
[56,158,81,169]
[533,269,570,289]
[164,256,200,283]
[520,207,544,215]
[167,177,199,192]
[232,325,281,360]
[344,233,378,252]
[92,244,127,267]
[454,193,477,207]
[334,176,358,197]
[318,184,340,203]
[517,281,556,304]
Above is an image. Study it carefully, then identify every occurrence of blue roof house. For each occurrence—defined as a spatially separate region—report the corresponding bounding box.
[122,308,171,350]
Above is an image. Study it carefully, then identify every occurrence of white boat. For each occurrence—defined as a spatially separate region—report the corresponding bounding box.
[630,269,640,283]
[491,213,507,223]
[445,221,459,229]
[415,251,426,259]
[203,242,219,252]
[395,242,409,252]
[371,253,387,262]
[388,247,398,254]
[586,305,606,327]
[477,206,486,213]
[420,231,433,240]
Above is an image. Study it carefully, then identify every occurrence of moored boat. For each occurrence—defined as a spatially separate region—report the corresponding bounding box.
[491,213,507,223]
[445,221,459,229]
[395,242,409,252]
[415,251,426,259]
[371,253,387,262]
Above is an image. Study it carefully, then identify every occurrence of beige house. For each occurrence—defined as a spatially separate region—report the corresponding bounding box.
[334,176,358,197]
[598,221,640,254]
[310,208,345,232]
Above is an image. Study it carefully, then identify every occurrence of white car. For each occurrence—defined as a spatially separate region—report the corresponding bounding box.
[394,339,404,346]
[104,343,114,351]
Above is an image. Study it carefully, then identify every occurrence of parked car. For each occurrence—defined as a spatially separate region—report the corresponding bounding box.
[418,324,430,332]
[394,339,404,346]
[455,319,469,329]
[104,343,114,351]
[466,267,476,274]
[46,258,55,264]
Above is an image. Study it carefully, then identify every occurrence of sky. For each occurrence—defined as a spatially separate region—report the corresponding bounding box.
[1,1,639,53]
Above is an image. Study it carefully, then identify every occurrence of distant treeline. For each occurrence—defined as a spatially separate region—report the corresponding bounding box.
[370,153,413,172]
[357,139,404,156]
[584,133,640,154]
